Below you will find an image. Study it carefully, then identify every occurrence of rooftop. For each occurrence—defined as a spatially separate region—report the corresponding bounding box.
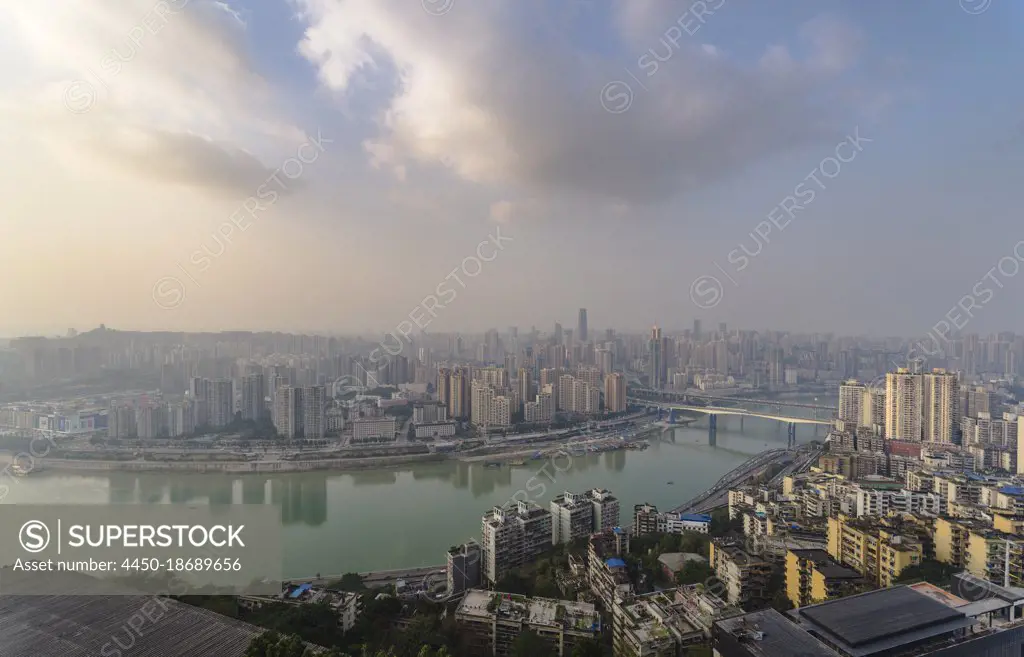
[456,589,600,634]
[791,586,976,657]
[0,576,261,656]
[658,552,707,572]
[715,609,839,657]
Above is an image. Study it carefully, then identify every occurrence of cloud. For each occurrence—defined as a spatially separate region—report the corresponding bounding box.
[0,0,307,195]
[294,0,866,206]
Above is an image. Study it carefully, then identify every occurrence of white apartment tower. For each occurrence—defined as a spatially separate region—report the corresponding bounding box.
[604,373,627,413]
[838,380,866,428]
[886,369,923,441]
[481,501,553,584]
[922,369,959,444]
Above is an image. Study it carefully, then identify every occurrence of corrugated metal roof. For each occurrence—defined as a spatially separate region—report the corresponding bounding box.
[0,575,261,656]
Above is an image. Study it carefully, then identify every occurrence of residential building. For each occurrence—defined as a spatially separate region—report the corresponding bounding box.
[241,372,265,422]
[413,402,448,424]
[302,385,326,439]
[273,385,303,438]
[922,369,959,444]
[209,378,234,428]
[661,513,712,535]
[604,373,627,413]
[886,369,922,441]
[612,591,706,657]
[785,548,861,608]
[709,539,774,607]
[633,503,660,536]
[551,491,594,545]
[826,515,923,588]
[481,501,553,584]
[447,540,482,596]
[588,488,620,532]
[455,589,600,657]
[588,528,632,607]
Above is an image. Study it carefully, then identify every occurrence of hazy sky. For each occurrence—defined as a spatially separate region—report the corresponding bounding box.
[1,0,1023,338]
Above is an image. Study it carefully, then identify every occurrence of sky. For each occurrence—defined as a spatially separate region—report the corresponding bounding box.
[1,0,1023,338]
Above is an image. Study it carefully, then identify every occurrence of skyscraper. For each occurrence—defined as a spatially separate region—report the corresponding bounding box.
[303,385,326,440]
[241,372,265,422]
[922,369,959,444]
[209,379,234,428]
[693,319,702,342]
[647,325,667,389]
[838,380,866,428]
[885,369,922,441]
[604,373,626,413]
[577,308,588,343]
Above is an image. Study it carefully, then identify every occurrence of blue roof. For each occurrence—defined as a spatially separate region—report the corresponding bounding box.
[290,583,312,598]
[606,557,627,568]
[1000,486,1024,497]
[613,526,625,534]
[678,513,712,523]
[966,473,986,481]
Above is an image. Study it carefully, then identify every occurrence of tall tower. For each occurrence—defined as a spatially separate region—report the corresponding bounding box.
[648,325,666,389]
[922,369,959,444]
[577,309,588,343]
[885,369,922,441]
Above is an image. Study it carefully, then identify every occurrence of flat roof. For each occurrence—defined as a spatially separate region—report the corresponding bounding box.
[795,586,974,654]
[715,609,838,657]
[0,579,261,656]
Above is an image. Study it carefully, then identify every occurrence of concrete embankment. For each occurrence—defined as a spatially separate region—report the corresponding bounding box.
[0,451,451,474]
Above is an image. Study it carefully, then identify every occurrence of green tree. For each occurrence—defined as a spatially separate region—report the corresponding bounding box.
[328,573,367,592]
[895,559,957,586]
[245,631,310,657]
[675,560,716,586]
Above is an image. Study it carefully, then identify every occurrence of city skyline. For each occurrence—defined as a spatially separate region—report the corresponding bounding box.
[2,2,1024,337]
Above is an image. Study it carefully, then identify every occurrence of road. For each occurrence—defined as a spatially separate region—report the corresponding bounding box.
[669,448,793,514]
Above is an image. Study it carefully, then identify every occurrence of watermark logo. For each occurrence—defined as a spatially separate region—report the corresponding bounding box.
[422,0,454,16]
[960,0,992,15]
[62,0,192,114]
[151,129,332,310]
[19,520,51,553]
[600,0,727,114]
[689,127,871,309]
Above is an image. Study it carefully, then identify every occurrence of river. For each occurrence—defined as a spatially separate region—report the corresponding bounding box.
[1,399,831,578]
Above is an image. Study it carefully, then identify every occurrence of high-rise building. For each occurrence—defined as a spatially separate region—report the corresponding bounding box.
[447,541,482,595]
[303,385,326,439]
[551,491,594,545]
[448,366,471,419]
[885,369,923,441]
[605,373,627,413]
[838,380,866,428]
[693,319,702,342]
[481,501,553,583]
[189,376,211,427]
[273,385,304,438]
[922,369,959,444]
[577,308,588,343]
[108,403,137,439]
[517,367,534,414]
[241,373,265,422]
[209,379,234,428]
[587,488,620,532]
[647,325,668,389]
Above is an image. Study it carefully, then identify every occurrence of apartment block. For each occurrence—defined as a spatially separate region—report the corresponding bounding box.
[633,503,660,536]
[551,492,594,545]
[826,515,923,588]
[447,540,482,595]
[612,590,707,657]
[481,501,553,584]
[785,548,861,608]
[455,590,600,657]
[588,528,632,607]
[709,539,774,607]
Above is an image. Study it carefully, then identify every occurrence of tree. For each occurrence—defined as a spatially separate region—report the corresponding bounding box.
[245,631,309,657]
[895,559,957,586]
[329,573,366,592]
[675,560,715,586]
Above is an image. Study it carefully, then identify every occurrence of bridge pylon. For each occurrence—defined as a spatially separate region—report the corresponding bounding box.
[787,422,796,449]
[709,414,717,446]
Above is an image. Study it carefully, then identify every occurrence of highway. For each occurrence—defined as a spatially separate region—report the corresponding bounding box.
[669,448,794,515]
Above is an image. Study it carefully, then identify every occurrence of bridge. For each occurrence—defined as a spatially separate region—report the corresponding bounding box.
[630,387,837,412]
[627,398,832,448]
[670,448,791,514]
